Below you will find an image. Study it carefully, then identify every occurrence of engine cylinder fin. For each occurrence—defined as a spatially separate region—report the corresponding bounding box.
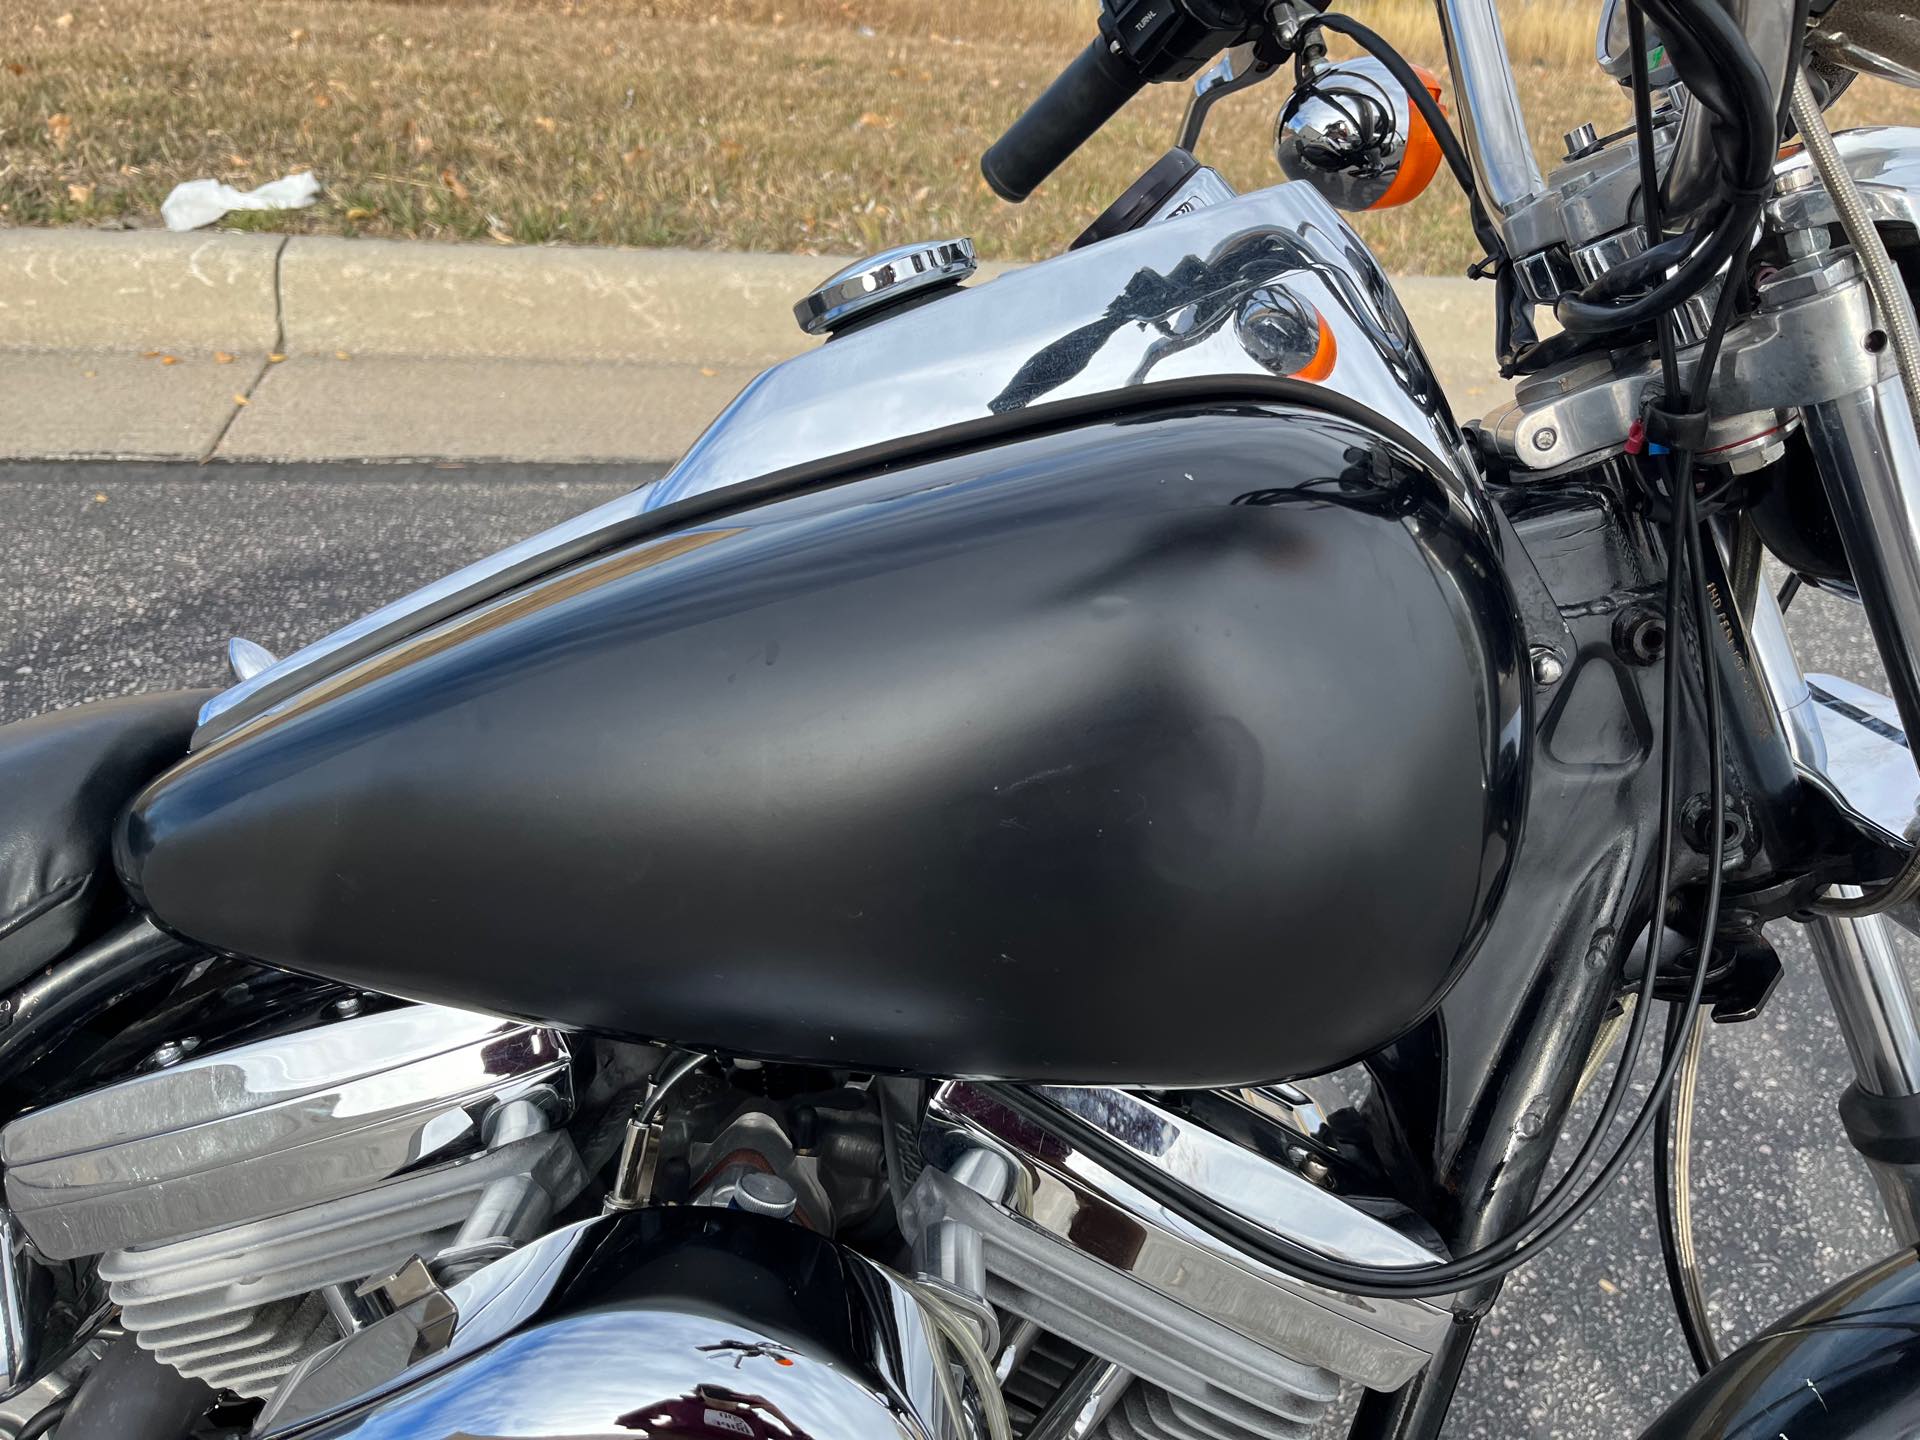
[1097,1383,1331,1440]
[103,1130,583,1397]
[1001,1327,1098,1435]
[129,1293,338,1399]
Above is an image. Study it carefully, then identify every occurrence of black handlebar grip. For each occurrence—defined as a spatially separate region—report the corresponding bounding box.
[981,39,1145,203]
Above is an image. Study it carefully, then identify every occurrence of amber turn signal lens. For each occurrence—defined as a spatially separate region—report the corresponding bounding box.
[1367,67,1447,211]
[1293,313,1338,382]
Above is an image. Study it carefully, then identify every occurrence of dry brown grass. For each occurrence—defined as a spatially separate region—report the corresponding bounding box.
[2,0,1917,271]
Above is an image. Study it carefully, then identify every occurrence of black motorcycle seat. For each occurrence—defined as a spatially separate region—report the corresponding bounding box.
[0,690,210,989]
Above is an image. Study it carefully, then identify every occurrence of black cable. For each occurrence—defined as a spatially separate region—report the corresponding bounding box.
[1295,11,1505,268]
[1654,1006,1719,1374]
[1777,573,1803,611]
[15,1397,69,1440]
[1557,0,1774,332]
[1631,0,1746,1361]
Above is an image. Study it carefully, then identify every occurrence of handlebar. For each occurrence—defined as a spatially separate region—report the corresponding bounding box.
[981,39,1145,204]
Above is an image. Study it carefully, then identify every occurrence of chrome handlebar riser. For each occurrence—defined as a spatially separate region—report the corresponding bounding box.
[1435,0,1547,249]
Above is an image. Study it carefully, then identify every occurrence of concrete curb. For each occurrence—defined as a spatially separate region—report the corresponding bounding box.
[0,229,1500,464]
[0,230,282,355]
[0,229,861,367]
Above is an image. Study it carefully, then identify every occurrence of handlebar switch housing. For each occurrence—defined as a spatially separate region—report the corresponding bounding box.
[1100,0,1267,84]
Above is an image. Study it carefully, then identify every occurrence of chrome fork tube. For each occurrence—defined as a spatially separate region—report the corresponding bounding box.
[1803,892,1920,1244]
[1743,516,1920,1241]
[1726,522,1827,772]
[1805,375,1920,743]
[1807,894,1920,1099]
[1433,0,1544,228]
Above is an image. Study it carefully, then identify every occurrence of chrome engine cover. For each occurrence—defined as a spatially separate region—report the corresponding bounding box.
[253,1207,964,1440]
[0,1005,581,1398]
[906,1083,1455,1438]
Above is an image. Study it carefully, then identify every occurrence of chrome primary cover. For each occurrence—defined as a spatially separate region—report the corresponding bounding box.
[194,180,1471,742]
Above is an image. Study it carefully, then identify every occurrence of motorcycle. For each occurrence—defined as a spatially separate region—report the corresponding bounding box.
[8,0,1920,1433]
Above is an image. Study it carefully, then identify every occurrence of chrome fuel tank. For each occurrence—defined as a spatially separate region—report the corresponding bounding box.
[193,180,1477,743]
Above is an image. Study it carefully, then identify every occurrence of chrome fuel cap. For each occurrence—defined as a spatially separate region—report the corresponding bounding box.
[793,237,976,336]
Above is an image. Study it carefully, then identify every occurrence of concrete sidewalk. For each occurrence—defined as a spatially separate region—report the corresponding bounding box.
[0,229,1504,466]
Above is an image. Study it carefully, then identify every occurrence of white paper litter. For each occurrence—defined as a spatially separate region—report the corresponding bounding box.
[161,171,321,232]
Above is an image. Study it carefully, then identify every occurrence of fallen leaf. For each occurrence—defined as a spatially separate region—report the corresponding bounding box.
[620,144,645,168]
[232,393,249,405]
[141,349,161,359]
[54,12,74,27]
[288,26,309,42]
[93,492,107,503]
[439,166,470,202]
[334,350,351,361]
[699,366,718,377]
[5,62,28,76]
[533,115,558,134]
[65,182,91,204]
[267,352,287,363]
[718,138,743,160]
[159,354,179,365]
[345,207,374,221]
[855,111,892,129]
[45,112,71,151]
[312,92,331,109]
[213,350,235,364]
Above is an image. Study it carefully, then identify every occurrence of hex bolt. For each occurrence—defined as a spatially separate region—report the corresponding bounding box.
[149,1037,198,1069]
[1612,604,1667,666]
[1530,646,1566,686]
[329,994,365,1020]
[1531,426,1558,453]
[1563,122,1599,157]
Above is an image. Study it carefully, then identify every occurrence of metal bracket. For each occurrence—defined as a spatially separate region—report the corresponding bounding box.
[1177,42,1279,152]
[353,1256,457,1360]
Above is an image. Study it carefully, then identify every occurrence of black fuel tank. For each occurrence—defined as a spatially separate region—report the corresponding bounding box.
[120,404,1525,1085]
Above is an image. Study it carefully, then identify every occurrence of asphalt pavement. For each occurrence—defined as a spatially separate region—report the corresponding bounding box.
[2,459,1914,1438]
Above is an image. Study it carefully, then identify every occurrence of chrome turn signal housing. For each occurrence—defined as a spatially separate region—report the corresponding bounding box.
[1274,59,1447,213]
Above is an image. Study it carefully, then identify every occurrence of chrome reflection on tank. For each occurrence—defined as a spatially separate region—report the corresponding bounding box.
[194,180,1468,741]
[1,1004,571,1260]
[255,1207,967,1440]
